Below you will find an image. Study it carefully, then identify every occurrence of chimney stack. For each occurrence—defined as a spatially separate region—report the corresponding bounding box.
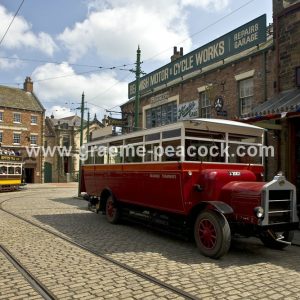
[23,77,33,93]
[171,46,184,62]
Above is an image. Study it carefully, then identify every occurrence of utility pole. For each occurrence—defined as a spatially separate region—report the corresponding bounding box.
[87,110,90,143]
[134,46,141,131]
[78,92,85,196]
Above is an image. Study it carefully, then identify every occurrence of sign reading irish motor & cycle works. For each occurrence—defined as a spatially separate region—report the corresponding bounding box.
[128,14,266,98]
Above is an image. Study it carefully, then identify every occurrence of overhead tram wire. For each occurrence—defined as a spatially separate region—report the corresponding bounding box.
[0,0,25,47]
[142,0,257,64]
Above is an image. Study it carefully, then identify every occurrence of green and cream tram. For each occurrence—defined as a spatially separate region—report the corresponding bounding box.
[0,154,23,191]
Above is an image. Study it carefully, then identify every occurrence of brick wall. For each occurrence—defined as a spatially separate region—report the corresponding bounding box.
[0,107,44,183]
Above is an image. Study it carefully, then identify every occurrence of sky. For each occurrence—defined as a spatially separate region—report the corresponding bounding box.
[0,0,273,120]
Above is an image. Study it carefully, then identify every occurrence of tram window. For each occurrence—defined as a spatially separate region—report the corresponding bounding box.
[8,167,14,174]
[15,167,21,174]
[162,140,181,161]
[0,166,7,174]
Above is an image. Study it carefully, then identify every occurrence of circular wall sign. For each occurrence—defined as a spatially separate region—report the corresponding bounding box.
[214,96,224,112]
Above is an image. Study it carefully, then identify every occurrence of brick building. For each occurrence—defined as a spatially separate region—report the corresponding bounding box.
[44,114,103,182]
[0,77,45,183]
[121,1,300,196]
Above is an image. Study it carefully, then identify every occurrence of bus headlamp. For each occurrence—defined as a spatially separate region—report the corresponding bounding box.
[254,206,264,219]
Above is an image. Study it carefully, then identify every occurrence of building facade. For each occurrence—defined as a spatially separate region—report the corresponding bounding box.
[121,1,300,198]
[44,114,103,182]
[0,77,45,183]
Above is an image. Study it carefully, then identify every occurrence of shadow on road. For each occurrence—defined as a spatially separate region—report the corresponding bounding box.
[32,196,300,273]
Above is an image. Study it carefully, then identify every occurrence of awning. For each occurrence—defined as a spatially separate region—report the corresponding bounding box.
[239,88,300,122]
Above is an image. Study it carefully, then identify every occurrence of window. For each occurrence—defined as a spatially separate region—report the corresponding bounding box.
[0,132,2,143]
[31,115,37,124]
[0,112,3,122]
[30,135,37,145]
[145,101,177,129]
[239,78,253,116]
[200,92,211,118]
[13,133,21,144]
[13,113,21,123]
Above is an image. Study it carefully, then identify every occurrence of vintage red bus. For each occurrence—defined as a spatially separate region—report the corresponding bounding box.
[80,119,299,258]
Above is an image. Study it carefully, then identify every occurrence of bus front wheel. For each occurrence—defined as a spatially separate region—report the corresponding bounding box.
[105,196,120,224]
[194,210,231,259]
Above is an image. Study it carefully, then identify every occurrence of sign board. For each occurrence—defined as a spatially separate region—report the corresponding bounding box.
[0,155,22,162]
[107,116,127,127]
[128,14,266,98]
[177,100,199,120]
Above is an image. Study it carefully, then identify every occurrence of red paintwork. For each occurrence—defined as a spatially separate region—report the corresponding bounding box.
[220,181,266,224]
[81,162,265,220]
[198,219,217,249]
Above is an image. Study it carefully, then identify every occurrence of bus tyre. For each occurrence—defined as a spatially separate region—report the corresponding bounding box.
[105,196,120,224]
[194,210,231,259]
[260,230,293,250]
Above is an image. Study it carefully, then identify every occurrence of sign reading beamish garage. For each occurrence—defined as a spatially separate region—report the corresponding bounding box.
[128,14,266,98]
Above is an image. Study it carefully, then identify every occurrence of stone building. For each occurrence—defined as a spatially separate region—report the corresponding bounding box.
[121,1,300,197]
[0,77,45,183]
[44,114,103,182]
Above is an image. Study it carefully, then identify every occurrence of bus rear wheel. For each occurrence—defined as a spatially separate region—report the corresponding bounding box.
[194,210,231,259]
[105,196,120,224]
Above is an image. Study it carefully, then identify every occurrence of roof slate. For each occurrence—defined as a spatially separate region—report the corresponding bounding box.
[0,85,44,112]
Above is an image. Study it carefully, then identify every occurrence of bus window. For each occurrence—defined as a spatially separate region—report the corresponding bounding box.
[144,143,159,162]
[185,139,225,162]
[124,145,143,163]
[109,146,122,164]
[162,140,181,161]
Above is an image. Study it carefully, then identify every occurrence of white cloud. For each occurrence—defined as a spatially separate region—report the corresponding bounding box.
[0,55,23,70]
[32,63,129,119]
[0,5,57,56]
[58,0,192,62]
[181,0,230,11]
[47,105,74,119]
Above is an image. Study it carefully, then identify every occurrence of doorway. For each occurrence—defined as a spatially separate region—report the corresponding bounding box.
[24,168,34,183]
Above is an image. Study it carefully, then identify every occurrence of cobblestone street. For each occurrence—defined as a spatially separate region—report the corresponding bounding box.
[1,184,300,299]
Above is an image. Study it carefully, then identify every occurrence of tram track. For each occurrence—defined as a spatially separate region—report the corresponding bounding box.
[0,192,200,300]
[0,244,56,300]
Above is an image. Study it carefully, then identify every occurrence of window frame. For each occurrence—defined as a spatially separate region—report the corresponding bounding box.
[239,77,254,116]
[199,91,211,118]
[13,113,21,124]
[13,132,21,144]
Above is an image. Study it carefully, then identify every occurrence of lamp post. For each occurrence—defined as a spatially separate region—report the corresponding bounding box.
[78,92,85,196]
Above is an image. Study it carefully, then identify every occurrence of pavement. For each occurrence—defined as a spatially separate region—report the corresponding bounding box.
[1,184,300,299]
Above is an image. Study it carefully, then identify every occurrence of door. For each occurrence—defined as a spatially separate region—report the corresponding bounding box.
[24,168,34,183]
[44,162,52,183]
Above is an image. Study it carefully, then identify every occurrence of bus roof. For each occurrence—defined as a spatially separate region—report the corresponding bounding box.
[86,118,264,146]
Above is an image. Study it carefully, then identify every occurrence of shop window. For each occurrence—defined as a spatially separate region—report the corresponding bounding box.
[239,78,253,116]
[200,92,211,118]
[145,101,177,129]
